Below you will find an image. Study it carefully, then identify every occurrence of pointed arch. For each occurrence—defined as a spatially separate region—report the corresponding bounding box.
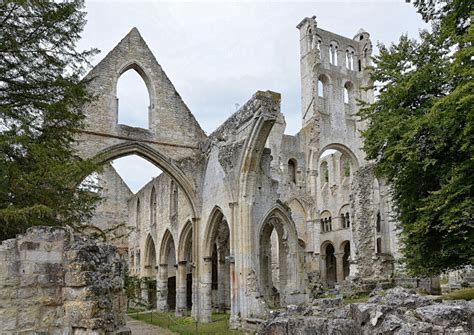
[258,204,302,306]
[144,234,157,269]
[159,229,176,265]
[92,141,198,219]
[178,220,193,262]
[203,206,229,258]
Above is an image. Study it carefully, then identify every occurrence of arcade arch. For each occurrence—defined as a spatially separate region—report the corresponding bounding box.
[259,206,301,307]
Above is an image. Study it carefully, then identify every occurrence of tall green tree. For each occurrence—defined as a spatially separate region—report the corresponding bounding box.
[359,0,473,275]
[0,1,101,240]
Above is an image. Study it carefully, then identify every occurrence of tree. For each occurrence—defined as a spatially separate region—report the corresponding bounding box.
[0,1,101,240]
[359,0,473,275]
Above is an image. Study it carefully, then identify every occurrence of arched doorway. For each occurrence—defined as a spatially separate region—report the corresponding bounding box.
[259,206,301,307]
[324,243,337,288]
[201,207,231,322]
[157,230,177,312]
[176,221,193,316]
[144,235,157,308]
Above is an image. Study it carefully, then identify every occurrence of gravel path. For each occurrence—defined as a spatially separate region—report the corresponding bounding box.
[127,316,178,335]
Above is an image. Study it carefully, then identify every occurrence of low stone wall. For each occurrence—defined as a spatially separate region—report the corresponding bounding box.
[0,226,130,334]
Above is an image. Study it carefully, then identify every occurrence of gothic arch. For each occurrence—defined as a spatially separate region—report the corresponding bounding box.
[92,141,199,218]
[115,61,155,104]
[144,234,157,270]
[159,229,176,265]
[258,204,302,305]
[203,206,229,258]
[178,220,193,262]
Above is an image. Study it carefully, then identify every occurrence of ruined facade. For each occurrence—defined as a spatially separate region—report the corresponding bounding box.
[80,17,401,329]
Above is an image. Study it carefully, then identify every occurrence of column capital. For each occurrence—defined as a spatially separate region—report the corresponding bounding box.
[159,263,168,267]
[178,260,188,266]
[228,202,239,208]
[203,256,213,262]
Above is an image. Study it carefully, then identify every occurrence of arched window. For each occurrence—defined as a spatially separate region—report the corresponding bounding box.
[343,87,349,104]
[343,82,354,106]
[288,159,297,184]
[329,42,338,65]
[136,198,141,232]
[339,205,350,229]
[320,211,332,232]
[345,47,355,70]
[315,35,322,52]
[117,68,150,128]
[340,154,351,180]
[318,80,324,97]
[150,186,156,226]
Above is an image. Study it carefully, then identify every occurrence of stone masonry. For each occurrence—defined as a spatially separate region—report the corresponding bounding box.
[0,227,129,334]
[77,16,416,331]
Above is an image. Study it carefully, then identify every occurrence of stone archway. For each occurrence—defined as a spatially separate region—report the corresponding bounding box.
[321,241,337,288]
[176,220,193,316]
[200,207,231,322]
[144,235,157,308]
[91,142,199,219]
[258,206,303,307]
[157,230,177,312]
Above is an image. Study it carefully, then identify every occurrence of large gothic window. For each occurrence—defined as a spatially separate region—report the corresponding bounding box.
[117,68,150,128]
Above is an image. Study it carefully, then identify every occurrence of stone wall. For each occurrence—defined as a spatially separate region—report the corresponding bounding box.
[0,227,129,334]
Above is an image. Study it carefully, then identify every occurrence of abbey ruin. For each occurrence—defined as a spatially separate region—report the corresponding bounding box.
[77,17,402,329]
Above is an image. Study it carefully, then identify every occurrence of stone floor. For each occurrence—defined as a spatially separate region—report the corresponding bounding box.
[127,317,178,335]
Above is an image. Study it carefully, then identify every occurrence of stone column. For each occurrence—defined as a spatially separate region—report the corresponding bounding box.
[156,263,168,312]
[176,261,187,316]
[200,256,213,322]
[335,253,344,283]
[228,202,240,329]
[217,257,227,313]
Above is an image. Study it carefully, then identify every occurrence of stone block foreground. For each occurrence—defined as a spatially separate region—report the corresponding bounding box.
[0,226,130,334]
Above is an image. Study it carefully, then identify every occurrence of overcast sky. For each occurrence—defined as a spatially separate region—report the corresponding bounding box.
[78,1,428,193]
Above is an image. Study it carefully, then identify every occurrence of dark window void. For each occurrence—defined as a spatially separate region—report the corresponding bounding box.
[288,159,297,184]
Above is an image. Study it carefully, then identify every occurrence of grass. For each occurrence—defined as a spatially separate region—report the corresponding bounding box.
[442,288,474,301]
[344,294,370,304]
[128,311,249,335]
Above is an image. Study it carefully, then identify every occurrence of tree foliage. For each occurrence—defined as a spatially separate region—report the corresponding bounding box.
[0,1,101,240]
[359,0,473,275]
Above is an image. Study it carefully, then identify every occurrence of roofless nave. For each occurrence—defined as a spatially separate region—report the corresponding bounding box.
[82,16,398,329]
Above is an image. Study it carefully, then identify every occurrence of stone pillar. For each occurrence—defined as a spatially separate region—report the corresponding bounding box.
[156,263,168,312]
[200,257,213,322]
[335,253,344,283]
[176,261,187,316]
[228,202,240,329]
[217,257,227,312]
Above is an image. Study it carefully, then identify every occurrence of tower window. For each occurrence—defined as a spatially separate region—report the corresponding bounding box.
[288,159,297,184]
[329,42,338,65]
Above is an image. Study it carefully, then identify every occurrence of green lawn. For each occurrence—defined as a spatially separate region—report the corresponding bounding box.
[128,311,249,335]
[442,288,474,301]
